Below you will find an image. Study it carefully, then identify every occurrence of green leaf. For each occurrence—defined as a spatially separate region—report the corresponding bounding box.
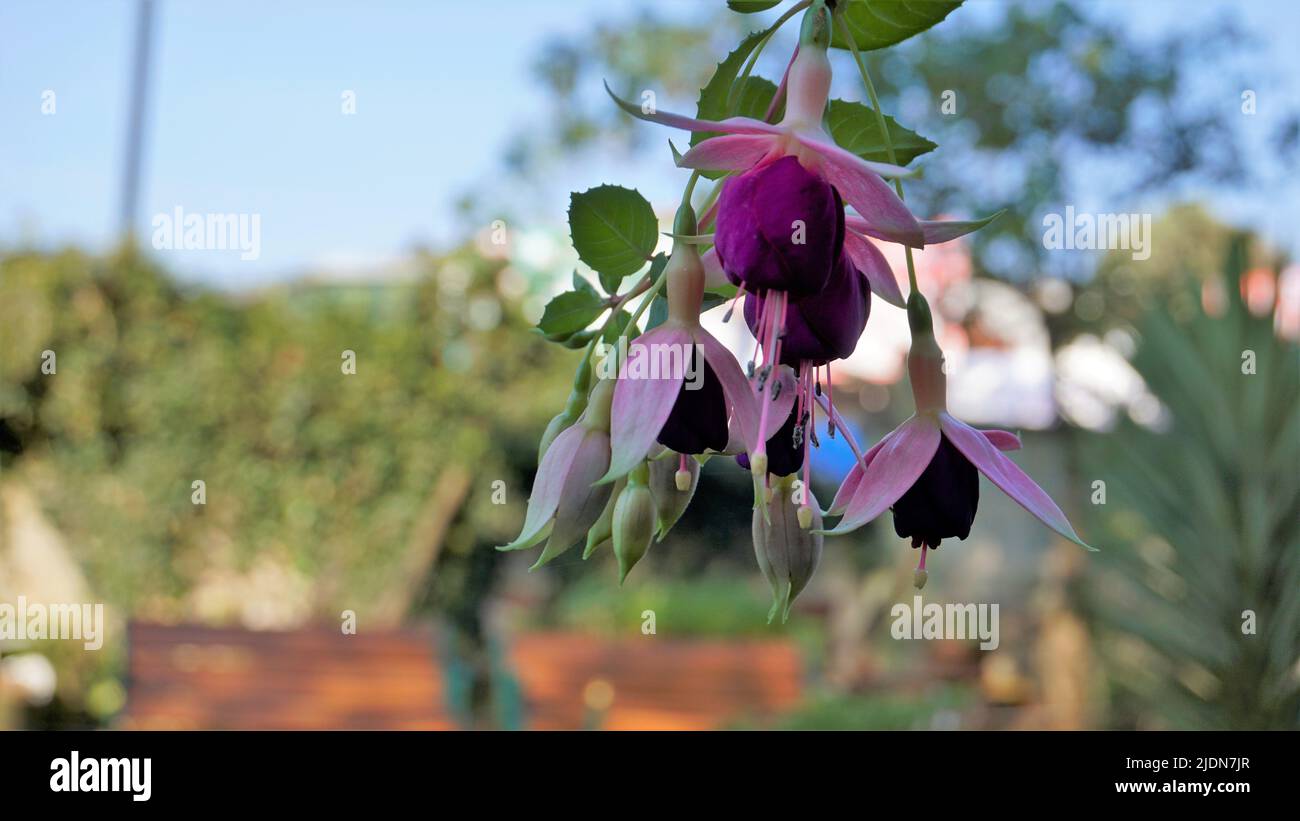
[692,28,774,148]
[602,309,640,344]
[824,98,936,165]
[693,76,781,179]
[645,291,730,331]
[727,0,781,13]
[537,290,606,339]
[831,0,963,52]
[568,185,658,287]
[572,270,601,298]
[645,294,669,331]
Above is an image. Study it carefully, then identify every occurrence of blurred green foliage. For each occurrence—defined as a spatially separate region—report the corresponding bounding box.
[1085,236,1300,729]
[0,243,567,645]
[737,684,975,730]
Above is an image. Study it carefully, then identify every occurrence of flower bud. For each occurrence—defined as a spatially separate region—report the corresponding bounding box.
[648,452,699,541]
[752,475,823,623]
[584,477,625,559]
[612,463,656,584]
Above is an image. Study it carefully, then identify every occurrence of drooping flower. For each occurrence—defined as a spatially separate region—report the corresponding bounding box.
[753,474,824,623]
[599,204,761,484]
[499,376,616,568]
[607,2,913,483]
[823,293,1094,587]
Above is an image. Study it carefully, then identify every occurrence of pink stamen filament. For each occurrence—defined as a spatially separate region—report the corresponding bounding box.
[917,544,928,572]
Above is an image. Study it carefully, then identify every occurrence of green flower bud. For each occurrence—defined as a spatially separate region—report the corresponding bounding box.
[612,462,656,584]
[584,477,625,559]
[752,475,823,623]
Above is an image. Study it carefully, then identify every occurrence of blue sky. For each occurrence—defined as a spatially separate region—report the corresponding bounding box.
[2,0,1297,288]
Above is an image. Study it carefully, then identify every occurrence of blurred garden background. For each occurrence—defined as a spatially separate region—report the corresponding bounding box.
[1,0,1297,730]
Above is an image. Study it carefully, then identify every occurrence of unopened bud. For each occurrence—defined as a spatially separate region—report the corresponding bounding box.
[584,478,625,559]
[613,464,656,584]
[752,476,824,624]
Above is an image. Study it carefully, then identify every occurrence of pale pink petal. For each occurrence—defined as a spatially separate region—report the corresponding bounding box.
[698,197,721,232]
[700,247,728,289]
[981,428,1022,452]
[536,430,613,566]
[722,365,798,456]
[821,415,941,535]
[606,81,783,136]
[678,134,780,172]
[844,231,905,308]
[826,427,895,515]
[845,212,1002,247]
[601,325,692,483]
[499,424,584,550]
[697,329,762,456]
[939,413,1094,550]
[797,133,912,179]
[807,138,923,249]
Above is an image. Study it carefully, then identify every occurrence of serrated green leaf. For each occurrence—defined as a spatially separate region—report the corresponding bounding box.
[727,0,781,13]
[824,98,936,165]
[831,0,963,52]
[537,289,606,339]
[569,185,658,286]
[692,27,775,149]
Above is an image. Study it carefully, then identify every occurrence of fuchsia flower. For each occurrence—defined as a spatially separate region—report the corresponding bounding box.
[598,206,762,484]
[823,295,1095,587]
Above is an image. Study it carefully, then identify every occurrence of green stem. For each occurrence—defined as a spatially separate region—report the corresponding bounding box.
[836,9,919,297]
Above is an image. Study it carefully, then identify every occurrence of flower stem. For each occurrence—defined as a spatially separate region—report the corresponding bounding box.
[835,9,919,298]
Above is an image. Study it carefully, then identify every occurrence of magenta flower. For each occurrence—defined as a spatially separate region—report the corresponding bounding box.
[824,296,1094,586]
[599,210,761,484]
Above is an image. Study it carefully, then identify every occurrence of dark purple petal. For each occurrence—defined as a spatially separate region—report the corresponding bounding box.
[734,405,804,478]
[714,155,845,297]
[890,434,979,549]
[657,350,729,455]
[744,253,871,367]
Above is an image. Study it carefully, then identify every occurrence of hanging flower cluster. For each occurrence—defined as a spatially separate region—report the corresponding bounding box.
[501,0,1091,620]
